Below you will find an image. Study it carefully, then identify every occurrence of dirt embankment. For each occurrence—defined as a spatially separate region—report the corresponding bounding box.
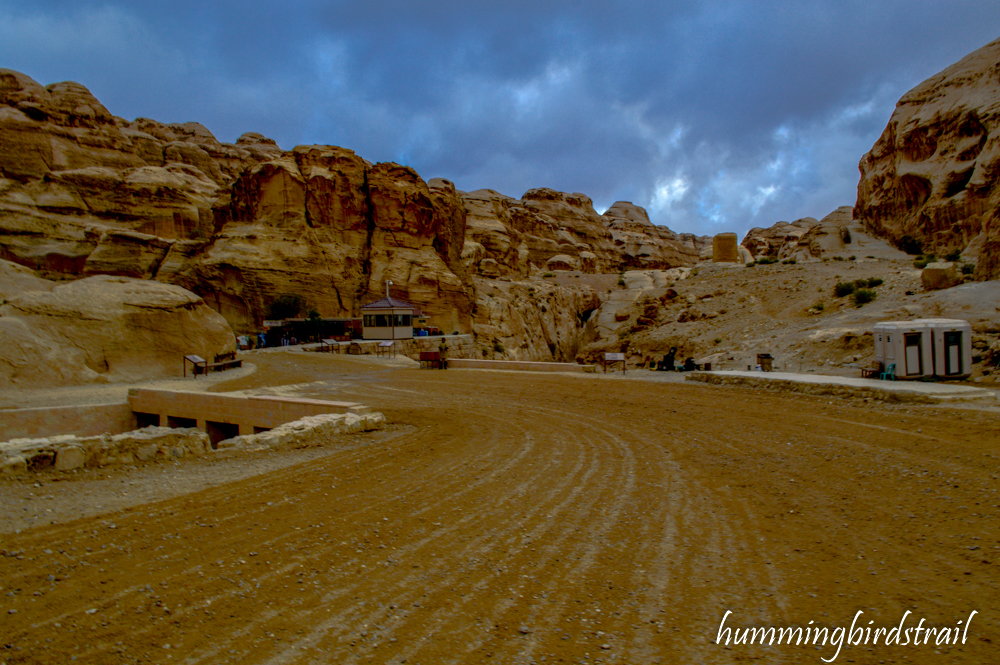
[1,353,998,664]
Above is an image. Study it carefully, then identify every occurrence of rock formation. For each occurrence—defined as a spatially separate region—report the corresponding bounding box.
[461,189,701,279]
[1,68,702,354]
[742,207,856,261]
[0,262,234,386]
[854,36,1000,279]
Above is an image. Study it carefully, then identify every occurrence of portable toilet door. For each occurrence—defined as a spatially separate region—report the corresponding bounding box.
[902,331,924,377]
[873,324,885,365]
[884,325,896,370]
[894,322,933,379]
[929,319,972,379]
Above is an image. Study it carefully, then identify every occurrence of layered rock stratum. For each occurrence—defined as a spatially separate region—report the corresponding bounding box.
[0,68,703,366]
[855,35,1000,279]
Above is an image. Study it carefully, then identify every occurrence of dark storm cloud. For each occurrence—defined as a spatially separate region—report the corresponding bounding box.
[2,0,999,236]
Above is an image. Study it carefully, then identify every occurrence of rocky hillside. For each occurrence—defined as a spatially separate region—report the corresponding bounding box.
[0,68,703,361]
[855,35,1000,279]
[0,259,234,387]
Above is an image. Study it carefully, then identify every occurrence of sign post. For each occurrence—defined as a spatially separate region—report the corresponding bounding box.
[603,352,626,375]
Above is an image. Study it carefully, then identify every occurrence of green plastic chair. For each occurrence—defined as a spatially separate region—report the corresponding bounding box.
[879,363,896,381]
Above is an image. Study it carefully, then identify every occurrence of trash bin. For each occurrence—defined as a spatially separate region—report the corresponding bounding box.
[757,353,773,372]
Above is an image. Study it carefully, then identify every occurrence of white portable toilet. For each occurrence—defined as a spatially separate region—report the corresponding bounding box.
[873,321,934,380]
[927,318,972,379]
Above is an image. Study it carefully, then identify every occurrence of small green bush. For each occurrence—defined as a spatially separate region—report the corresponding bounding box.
[852,288,877,307]
[945,250,961,262]
[864,277,883,288]
[713,337,723,345]
[781,258,797,265]
[834,281,857,297]
[812,302,825,311]
[848,255,856,261]
[961,263,976,275]
[543,272,555,278]
[832,255,845,261]
[745,262,756,268]
[756,257,778,265]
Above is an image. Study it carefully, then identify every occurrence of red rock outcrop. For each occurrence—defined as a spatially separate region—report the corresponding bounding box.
[854,36,1000,279]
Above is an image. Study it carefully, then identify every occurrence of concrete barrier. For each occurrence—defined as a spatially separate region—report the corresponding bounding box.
[127,389,372,446]
[1,403,135,443]
[446,359,597,373]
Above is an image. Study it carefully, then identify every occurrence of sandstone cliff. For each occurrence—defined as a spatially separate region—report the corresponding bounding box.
[0,68,701,351]
[0,261,234,386]
[462,189,701,279]
[854,36,1000,279]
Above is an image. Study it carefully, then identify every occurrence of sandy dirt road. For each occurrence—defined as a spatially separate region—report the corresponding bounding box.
[1,352,999,664]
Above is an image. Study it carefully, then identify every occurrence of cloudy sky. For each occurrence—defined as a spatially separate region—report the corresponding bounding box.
[3,1,999,238]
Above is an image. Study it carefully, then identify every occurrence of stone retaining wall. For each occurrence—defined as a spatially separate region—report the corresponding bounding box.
[0,412,386,477]
[685,371,994,403]
[310,334,477,360]
[446,359,597,373]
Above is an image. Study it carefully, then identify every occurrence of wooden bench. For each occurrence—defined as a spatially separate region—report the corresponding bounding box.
[207,351,242,373]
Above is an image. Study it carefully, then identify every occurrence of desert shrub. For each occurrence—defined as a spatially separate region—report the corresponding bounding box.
[848,255,856,261]
[756,257,778,265]
[899,234,924,255]
[812,302,825,311]
[945,250,961,262]
[961,263,976,275]
[493,340,505,354]
[713,337,723,345]
[266,294,305,320]
[832,255,845,261]
[782,258,797,265]
[864,277,883,288]
[745,262,756,268]
[866,255,875,259]
[834,281,857,297]
[543,272,555,278]
[617,274,626,286]
[852,288,877,307]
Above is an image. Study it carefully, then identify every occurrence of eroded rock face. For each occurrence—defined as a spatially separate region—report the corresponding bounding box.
[0,264,235,386]
[0,68,702,358]
[471,277,601,362]
[854,37,1000,279]
[742,207,854,261]
[461,190,702,277]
